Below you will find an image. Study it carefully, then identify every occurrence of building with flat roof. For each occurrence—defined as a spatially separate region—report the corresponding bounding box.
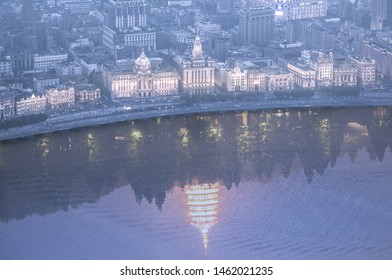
[348,56,376,87]
[239,6,274,46]
[361,38,392,79]
[102,0,156,57]
[260,0,327,21]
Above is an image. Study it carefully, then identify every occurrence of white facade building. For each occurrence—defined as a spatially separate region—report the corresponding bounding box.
[102,50,179,99]
[348,56,376,87]
[224,64,248,92]
[261,0,327,21]
[46,85,75,108]
[16,93,47,115]
[333,63,357,87]
[177,36,215,94]
[309,51,334,87]
[34,53,68,71]
[287,62,316,88]
[56,61,83,76]
[0,59,12,76]
[265,69,294,91]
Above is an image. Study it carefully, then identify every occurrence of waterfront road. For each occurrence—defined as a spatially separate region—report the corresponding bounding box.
[1,94,392,141]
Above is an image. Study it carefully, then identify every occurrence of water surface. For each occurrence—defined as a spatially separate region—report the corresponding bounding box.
[1,107,392,259]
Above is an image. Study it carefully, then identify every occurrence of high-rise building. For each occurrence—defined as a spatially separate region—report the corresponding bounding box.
[296,21,335,51]
[371,0,388,30]
[102,0,156,57]
[387,1,392,28]
[217,0,233,13]
[239,6,274,46]
[21,0,34,22]
[260,0,327,21]
[104,0,149,30]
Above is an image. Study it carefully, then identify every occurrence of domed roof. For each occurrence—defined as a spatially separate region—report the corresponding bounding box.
[135,48,151,74]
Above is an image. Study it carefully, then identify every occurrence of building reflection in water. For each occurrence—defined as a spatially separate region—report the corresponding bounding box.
[184,182,220,254]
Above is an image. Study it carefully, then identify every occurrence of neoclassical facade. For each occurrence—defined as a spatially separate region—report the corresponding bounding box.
[102,50,179,99]
[176,35,215,94]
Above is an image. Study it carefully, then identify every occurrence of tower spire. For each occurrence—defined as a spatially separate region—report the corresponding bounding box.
[192,34,203,60]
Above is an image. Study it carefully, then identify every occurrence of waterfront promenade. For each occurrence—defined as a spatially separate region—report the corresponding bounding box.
[1,92,392,141]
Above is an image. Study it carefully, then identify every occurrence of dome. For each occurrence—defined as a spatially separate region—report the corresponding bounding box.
[135,48,151,74]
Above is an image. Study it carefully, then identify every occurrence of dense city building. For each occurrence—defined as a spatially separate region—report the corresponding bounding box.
[239,6,274,46]
[0,0,390,123]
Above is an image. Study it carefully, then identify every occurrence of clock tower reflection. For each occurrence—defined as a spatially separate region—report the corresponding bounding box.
[184,182,220,254]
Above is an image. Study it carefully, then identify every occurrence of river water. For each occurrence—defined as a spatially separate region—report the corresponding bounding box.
[1,107,392,259]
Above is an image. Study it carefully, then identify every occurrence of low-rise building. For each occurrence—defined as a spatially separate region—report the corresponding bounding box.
[287,62,316,88]
[46,85,75,109]
[309,51,334,88]
[264,68,294,91]
[56,61,83,77]
[361,38,392,79]
[248,70,267,92]
[333,63,357,87]
[33,53,68,71]
[0,86,15,118]
[225,64,248,92]
[348,56,376,87]
[33,75,60,93]
[15,92,46,115]
[75,85,101,103]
